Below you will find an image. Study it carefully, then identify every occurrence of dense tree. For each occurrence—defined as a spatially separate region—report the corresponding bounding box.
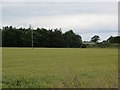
[0,28,2,47]
[63,30,82,47]
[2,26,82,48]
[107,36,120,43]
[91,35,100,43]
[2,26,120,48]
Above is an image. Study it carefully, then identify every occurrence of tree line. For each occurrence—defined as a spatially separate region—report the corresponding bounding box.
[2,26,82,47]
[1,26,120,48]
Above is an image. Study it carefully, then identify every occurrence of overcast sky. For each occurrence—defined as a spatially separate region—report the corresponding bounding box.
[1,1,118,41]
[1,0,119,2]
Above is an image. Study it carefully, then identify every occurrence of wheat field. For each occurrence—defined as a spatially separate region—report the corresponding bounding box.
[2,48,118,88]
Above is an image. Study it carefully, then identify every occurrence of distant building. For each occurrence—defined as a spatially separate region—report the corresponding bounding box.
[83,41,95,45]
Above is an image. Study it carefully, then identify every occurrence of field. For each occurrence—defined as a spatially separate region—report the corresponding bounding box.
[2,48,118,88]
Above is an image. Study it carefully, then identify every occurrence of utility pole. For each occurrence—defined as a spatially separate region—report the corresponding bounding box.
[29,25,33,49]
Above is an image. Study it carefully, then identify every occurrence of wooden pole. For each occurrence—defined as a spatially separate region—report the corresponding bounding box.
[29,25,33,49]
[32,27,33,49]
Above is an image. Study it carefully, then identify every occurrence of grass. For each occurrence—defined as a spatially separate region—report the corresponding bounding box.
[2,48,118,88]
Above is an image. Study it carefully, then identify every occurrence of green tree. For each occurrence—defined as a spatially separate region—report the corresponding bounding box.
[107,36,120,43]
[63,30,82,47]
[91,35,100,43]
[2,26,82,48]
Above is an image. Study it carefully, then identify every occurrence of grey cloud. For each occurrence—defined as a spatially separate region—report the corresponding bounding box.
[1,2,118,41]
[2,2,117,17]
[1,0,119,2]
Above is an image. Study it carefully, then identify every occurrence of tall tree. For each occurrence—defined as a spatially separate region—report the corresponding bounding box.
[91,35,100,43]
[63,30,82,47]
[2,26,83,48]
[107,36,120,43]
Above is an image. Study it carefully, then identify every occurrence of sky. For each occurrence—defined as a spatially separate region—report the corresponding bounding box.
[1,1,118,41]
[1,0,119,2]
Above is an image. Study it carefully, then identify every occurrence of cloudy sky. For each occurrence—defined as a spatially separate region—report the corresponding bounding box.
[1,1,118,41]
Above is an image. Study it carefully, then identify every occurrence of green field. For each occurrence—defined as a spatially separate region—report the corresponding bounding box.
[2,48,118,88]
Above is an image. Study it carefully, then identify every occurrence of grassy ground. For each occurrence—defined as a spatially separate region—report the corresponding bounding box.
[2,48,118,88]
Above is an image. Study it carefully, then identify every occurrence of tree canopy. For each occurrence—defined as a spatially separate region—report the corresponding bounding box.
[107,36,120,43]
[91,35,100,43]
[2,26,82,47]
[1,26,120,48]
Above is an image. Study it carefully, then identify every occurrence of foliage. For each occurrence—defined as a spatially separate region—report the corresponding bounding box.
[91,35,100,43]
[107,36,120,43]
[2,26,82,48]
[2,26,120,48]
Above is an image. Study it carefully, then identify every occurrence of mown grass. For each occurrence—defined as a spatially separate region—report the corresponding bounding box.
[2,48,118,88]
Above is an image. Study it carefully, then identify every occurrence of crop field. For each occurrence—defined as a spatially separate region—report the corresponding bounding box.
[2,48,118,88]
